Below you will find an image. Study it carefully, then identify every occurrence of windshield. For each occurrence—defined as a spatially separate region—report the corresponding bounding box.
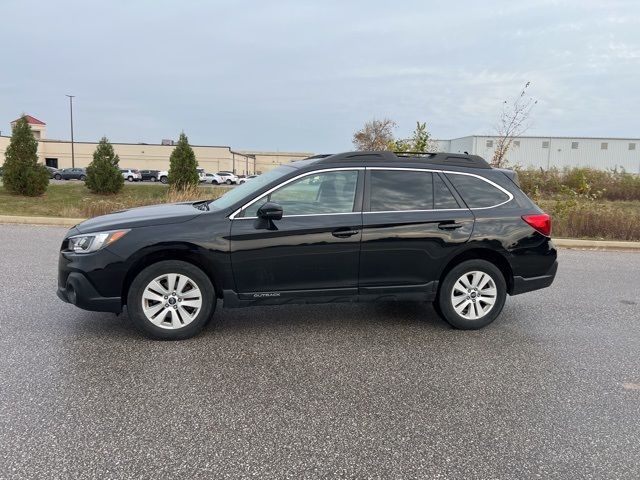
[209,165,296,211]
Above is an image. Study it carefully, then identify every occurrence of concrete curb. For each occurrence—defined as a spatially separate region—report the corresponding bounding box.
[1,215,639,251]
[0,215,84,227]
[553,238,640,251]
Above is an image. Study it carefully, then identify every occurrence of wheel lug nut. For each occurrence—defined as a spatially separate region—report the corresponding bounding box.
[164,295,168,299]
[173,305,177,309]
[165,303,169,307]
[178,298,182,302]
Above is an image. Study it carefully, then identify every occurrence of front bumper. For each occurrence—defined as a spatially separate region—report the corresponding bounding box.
[511,260,558,295]
[57,272,122,313]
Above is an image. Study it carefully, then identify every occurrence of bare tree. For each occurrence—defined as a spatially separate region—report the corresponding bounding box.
[352,118,397,151]
[492,82,537,167]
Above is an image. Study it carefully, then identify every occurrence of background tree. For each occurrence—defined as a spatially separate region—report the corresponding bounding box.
[352,118,397,151]
[86,137,124,194]
[168,132,199,190]
[2,115,49,196]
[390,121,438,153]
[492,82,537,167]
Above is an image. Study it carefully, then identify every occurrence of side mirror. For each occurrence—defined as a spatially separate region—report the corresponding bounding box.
[254,202,283,230]
[257,202,283,220]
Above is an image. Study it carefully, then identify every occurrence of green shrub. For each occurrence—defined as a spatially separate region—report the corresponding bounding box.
[2,115,49,196]
[168,132,199,190]
[86,137,124,194]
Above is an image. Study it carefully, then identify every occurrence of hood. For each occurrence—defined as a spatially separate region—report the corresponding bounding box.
[76,202,205,233]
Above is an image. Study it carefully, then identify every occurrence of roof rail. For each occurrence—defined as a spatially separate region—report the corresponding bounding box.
[314,151,492,169]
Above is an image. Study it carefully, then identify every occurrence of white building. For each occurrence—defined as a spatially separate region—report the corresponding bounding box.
[436,135,640,173]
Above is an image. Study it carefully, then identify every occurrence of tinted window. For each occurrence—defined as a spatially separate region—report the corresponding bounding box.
[244,170,358,217]
[446,173,510,208]
[370,170,433,211]
[434,174,460,209]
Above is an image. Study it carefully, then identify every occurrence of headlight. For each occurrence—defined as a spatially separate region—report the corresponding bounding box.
[67,229,130,254]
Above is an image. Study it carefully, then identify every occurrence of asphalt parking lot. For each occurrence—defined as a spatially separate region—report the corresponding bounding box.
[0,225,638,479]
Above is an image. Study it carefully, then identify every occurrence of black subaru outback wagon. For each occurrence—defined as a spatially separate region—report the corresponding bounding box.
[57,151,557,339]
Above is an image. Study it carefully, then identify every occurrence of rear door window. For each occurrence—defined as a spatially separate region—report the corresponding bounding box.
[445,173,511,208]
[369,170,433,211]
[434,174,460,209]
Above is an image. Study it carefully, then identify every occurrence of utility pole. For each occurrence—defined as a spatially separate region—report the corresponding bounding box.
[245,154,248,175]
[232,152,236,174]
[66,95,76,168]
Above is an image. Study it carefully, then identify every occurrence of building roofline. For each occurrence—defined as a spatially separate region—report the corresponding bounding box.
[443,134,640,141]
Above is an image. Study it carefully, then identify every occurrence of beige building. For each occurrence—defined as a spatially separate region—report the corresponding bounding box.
[0,115,312,174]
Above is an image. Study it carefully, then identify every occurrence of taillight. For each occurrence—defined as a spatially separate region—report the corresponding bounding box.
[522,213,551,237]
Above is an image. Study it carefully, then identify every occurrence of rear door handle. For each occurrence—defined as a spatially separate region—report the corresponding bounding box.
[438,221,464,230]
[332,228,360,238]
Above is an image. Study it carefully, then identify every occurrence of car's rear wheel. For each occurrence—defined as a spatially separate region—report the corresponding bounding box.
[212,180,219,185]
[127,176,134,182]
[127,260,216,340]
[225,179,232,185]
[54,174,62,180]
[150,176,156,182]
[436,259,506,330]
[79,175,86,181]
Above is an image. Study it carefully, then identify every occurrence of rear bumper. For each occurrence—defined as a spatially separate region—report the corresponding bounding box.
[57,271,122,313]
[511,260,558,295]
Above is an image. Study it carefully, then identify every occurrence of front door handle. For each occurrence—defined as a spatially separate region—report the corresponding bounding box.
[332,228,360,238]
[438,221,464,230]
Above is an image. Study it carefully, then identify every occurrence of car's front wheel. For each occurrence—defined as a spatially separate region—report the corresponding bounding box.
[436,259,506,330]
[150,176,156,182]
[226,179,232,185]
[54,174,62,180]
[160,176,168,184]
[127,176,134,182]
[79,175,86,181]
[127,260,216,339]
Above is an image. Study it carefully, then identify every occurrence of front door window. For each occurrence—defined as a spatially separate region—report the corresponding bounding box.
[243,170,358,217]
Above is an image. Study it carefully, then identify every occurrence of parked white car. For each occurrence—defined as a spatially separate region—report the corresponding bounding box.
[196,168,207,182]
[120,169,142,182]
[216,171,239,185]
[157,170,169,184]
[237,174,258,184]
[203,173,224,184]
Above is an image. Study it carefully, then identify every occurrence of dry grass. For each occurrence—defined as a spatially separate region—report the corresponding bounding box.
[538,199,640,241]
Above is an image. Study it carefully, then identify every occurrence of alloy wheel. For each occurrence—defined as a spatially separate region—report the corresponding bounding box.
[141,273,203,329]
[450,270,497,320]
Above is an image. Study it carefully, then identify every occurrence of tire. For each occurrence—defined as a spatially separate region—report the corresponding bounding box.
[54,174,62,180]
[79,175,86,181]
[212,180,219,185]
[150,176,156,182]
[160,176,168,184]
[127,260,216,340]
[127,176,134,182]
[226,179,232,185]
[436,259,507,330]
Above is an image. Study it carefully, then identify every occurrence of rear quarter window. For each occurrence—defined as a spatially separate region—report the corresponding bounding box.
[445,173,511,208]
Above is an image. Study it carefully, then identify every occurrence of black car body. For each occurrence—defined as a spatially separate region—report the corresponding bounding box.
[57,151,557,339]
[139,169,160,182]
[54,168,87,180]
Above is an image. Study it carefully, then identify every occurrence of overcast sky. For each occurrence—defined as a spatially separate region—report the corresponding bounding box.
[1,0,639,151]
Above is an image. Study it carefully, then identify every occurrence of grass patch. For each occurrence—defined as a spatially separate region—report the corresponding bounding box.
[0,183,225,218]
[538,198,640,241]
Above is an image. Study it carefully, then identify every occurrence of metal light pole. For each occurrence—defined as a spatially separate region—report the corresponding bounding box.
[66,95,75,168]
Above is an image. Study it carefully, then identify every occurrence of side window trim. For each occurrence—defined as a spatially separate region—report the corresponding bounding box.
[231,167,364,220]
[363,167,512,212]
